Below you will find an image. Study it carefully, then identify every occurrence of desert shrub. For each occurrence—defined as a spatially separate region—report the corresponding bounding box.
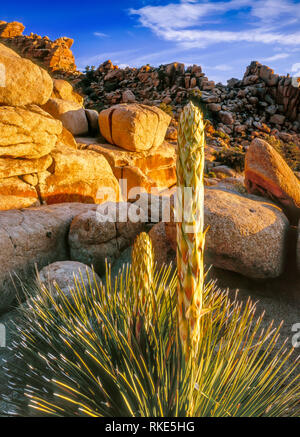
[213,130,231,141]
[2,256,299,417]
[159,102,174,117]
[215,146,245,171]
[265,135,300,171]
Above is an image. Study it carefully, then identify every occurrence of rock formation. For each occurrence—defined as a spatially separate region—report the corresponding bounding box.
[245,138,300,223]
[99,103,171,151]
[0,20,77,73]
[0,44,120,210]
[78,60,300,144]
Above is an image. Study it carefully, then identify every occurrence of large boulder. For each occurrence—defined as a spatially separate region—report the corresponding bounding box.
[98,104,171,152]
[245,138,300,223]
[165,188,289,279]
[0,203,96,311]
[38,261,100,298]
[0,105,62,159]
[0,43,53,106]
[85,109,100,134]
[77,138,176,196]
[38,144,121,205]
[68,202,146,275]
[42,98,88,136]
[51,79,84,106]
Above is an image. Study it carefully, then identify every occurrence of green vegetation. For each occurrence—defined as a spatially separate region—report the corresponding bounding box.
[188,89,215,124]
[265,135,300,171]
[2,259,299,416]
[159,102,174,118]
[215,146,245,172]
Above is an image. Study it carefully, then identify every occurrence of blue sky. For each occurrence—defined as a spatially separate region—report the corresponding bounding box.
[1,0,300,84]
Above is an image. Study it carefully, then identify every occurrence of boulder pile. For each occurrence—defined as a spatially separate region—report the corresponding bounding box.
[0,20,77,73]
[0,43,120,210]
[78,60,300,145]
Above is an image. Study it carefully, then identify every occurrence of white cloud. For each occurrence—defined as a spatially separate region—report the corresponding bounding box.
[291,62,300,73]
[206,64,233,71]
[76,49,139,68]
[118,63,130,69]
[260,53,291,61]
[130,0,250,31]
[130,0,300,49]
[251,0,300,22]
[94,32,109,38]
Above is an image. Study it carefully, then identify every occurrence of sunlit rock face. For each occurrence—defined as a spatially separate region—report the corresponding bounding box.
[77,137,177,197]
[0,21,77,73]
[245,138,300,224]
[98,103,171,152]
[0,21,24,38]
[0,43,53,106]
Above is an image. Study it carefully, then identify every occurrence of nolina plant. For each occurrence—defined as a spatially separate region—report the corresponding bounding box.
[1,104,299,417]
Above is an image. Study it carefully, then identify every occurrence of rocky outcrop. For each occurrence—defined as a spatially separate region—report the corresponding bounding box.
[0,21,77,73]
[68,202,146,275]
[165,188,289,279]
[243,62,300,122]
[0,21,24,38]
[38,261,100,298]
[77,138,176,196]
[0,43,122,212]
[79,60,300,150]
[0,43,53,106]
[245,138,300,223]
[99,103,171,152]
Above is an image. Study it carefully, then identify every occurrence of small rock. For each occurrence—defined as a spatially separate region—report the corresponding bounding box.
[219,111,234,125]
[270,114,285,125]
[68,202,146,275]
[122,90,136,103]
[38,261,100,298]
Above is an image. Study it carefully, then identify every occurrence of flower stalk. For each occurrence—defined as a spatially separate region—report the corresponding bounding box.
[131,232,155,338]
[176,101,206,360]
